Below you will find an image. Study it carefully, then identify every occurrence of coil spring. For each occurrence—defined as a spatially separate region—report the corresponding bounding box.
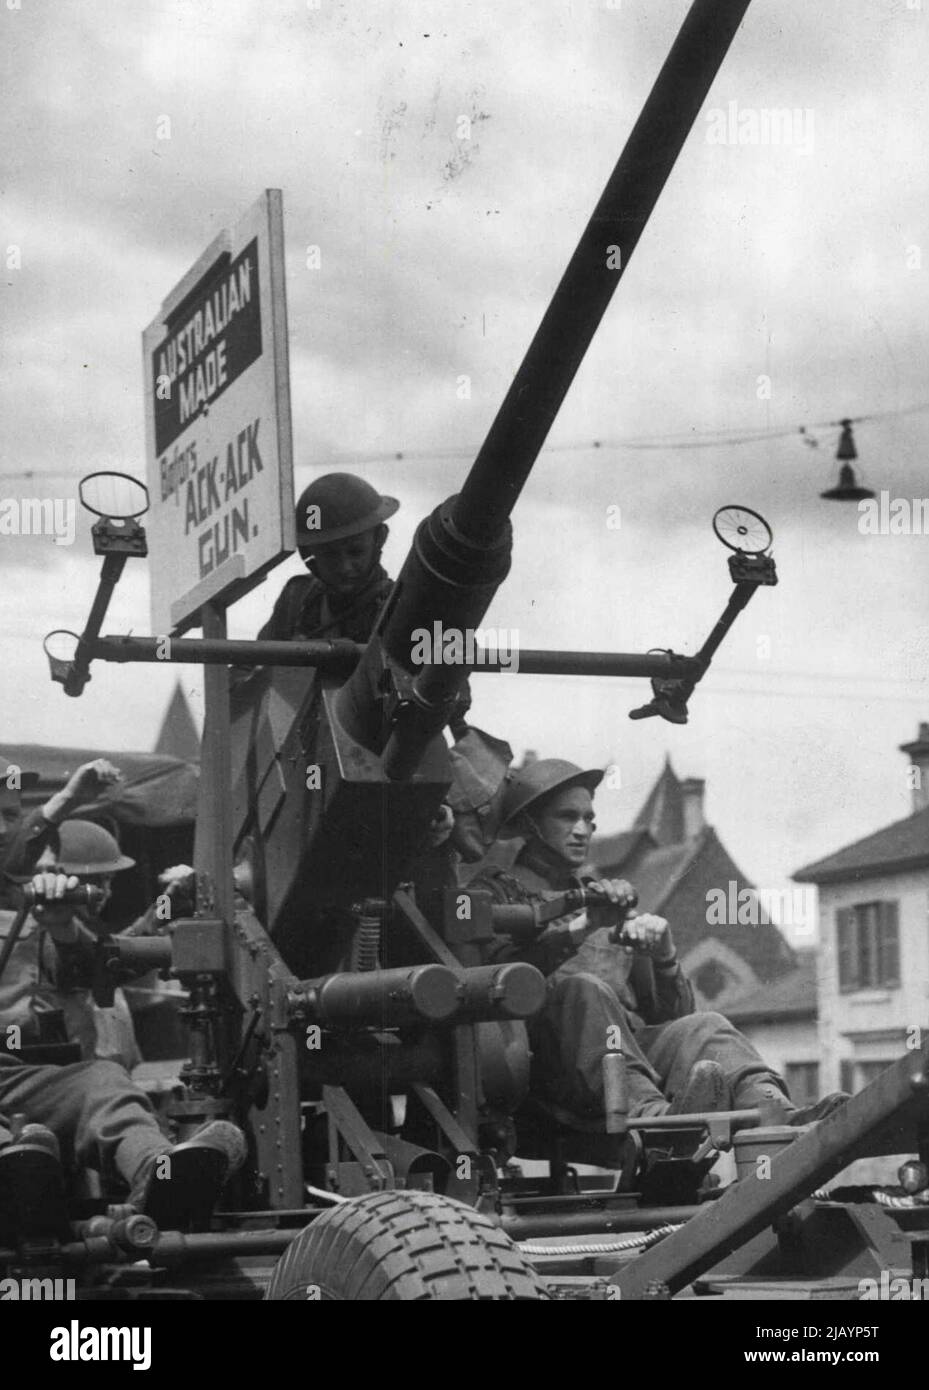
[349,913,381,972]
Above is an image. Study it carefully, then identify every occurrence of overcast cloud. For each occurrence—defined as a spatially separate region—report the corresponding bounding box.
[2,0,928,921]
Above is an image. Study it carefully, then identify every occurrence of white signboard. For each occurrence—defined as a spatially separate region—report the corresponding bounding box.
[142,190,294,634]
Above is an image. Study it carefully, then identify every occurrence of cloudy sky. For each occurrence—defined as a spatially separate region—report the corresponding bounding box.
[2,0,928,921]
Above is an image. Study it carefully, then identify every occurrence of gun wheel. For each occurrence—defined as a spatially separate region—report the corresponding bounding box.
[265,1190,551,1301]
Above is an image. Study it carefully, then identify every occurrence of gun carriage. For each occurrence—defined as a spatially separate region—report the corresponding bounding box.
[4,0,926,1301]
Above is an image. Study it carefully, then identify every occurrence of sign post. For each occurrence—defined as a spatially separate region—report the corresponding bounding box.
[141,190,294,947]
[142,189,294,637]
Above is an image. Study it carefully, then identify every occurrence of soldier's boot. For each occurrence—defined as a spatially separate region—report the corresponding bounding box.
[732,1074,851,1127]
[0,1123,70,1245]
[134,1119,247,1233]
[786,1092,851,1126]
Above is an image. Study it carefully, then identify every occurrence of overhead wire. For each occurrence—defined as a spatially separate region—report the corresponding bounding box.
[6,398,927,483]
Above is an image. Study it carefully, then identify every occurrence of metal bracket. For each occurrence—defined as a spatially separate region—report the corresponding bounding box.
[323,1084,393,1191]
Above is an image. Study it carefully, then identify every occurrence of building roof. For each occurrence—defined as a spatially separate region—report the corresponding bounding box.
[587,827,651,870]
[623,836,702,915]
[632,755,685,846]
[593,764,797,984]
[724,951,818,1023]
[154,683,201,762]
[793,805,929,885]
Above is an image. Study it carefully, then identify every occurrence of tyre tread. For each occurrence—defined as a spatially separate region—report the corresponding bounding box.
[266,1190,549,1301]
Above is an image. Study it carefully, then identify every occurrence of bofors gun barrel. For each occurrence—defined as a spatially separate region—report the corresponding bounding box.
[335,0,755,780]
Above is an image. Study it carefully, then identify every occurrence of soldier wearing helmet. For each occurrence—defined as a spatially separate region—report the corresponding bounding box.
[0,819,247,1231]
[470,759,845,1128]
[0,755,123,893]
[1,819,140,1068]
[256,472,399,643]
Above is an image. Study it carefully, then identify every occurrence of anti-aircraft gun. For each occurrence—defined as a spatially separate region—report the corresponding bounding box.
[14,0,929,1300]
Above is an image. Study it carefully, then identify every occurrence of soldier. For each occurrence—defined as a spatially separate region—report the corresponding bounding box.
[0,823,245,1229]
[0,755,122,888]
[469,759,847,1128]
[0,820,142,1069]
[256,472,399,642]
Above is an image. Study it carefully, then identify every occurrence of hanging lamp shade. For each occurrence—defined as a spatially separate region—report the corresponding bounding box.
[821,419,875,500]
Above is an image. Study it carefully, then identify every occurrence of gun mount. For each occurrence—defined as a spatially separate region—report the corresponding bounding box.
[17,0,929,1306]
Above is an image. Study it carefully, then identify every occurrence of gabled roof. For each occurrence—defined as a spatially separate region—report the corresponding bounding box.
[621,835,704,915]
[154,683,201,762]
[724,951,818,1022]
[793,805,929,885]
[591,820,796,983]
[589,827,652,871]
[632,755,685,846]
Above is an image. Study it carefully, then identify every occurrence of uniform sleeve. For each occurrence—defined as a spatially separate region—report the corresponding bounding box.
[649,956,695,1022]
[1,807,56,879]
[256,583,292,642]
[469,871,579,976]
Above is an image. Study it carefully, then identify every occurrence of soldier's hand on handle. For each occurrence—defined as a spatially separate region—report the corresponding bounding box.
[618,911,674,962]
[28,870,81,928]
[30,870,80,901]
[585,878,638,930]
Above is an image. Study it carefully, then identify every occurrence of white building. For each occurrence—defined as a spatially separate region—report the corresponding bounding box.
[793,722,929,1097]
[723,951,820,1105]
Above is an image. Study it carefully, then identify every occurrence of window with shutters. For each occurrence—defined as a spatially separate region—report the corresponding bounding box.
[838,1059,894,1093]
[836,901,900,991]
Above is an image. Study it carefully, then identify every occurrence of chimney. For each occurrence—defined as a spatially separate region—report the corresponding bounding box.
[899,722,929,814]
[680,777,706,838]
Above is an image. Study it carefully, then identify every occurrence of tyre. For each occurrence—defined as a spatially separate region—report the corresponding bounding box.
[265,1190,550,1300]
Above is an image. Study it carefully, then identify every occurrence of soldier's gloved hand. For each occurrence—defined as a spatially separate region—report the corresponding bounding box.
[620,912,675,963]
[29,871,80,929]
[586,878,637,930]
[425,804,455,849]
[158,864,195,893]
[155,864,195,927]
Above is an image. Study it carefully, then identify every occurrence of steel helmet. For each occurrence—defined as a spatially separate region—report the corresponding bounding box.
[501,759,604,827]
[46,819,135,875]
[295,473,399,546]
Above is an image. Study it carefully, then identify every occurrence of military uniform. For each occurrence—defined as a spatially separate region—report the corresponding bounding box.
[256,565,393,643]
[0,824,173,1192]
[0,915,168,1187]
[471,843,778,1125]
[0,906,140,1069]
[0,806,60,891]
